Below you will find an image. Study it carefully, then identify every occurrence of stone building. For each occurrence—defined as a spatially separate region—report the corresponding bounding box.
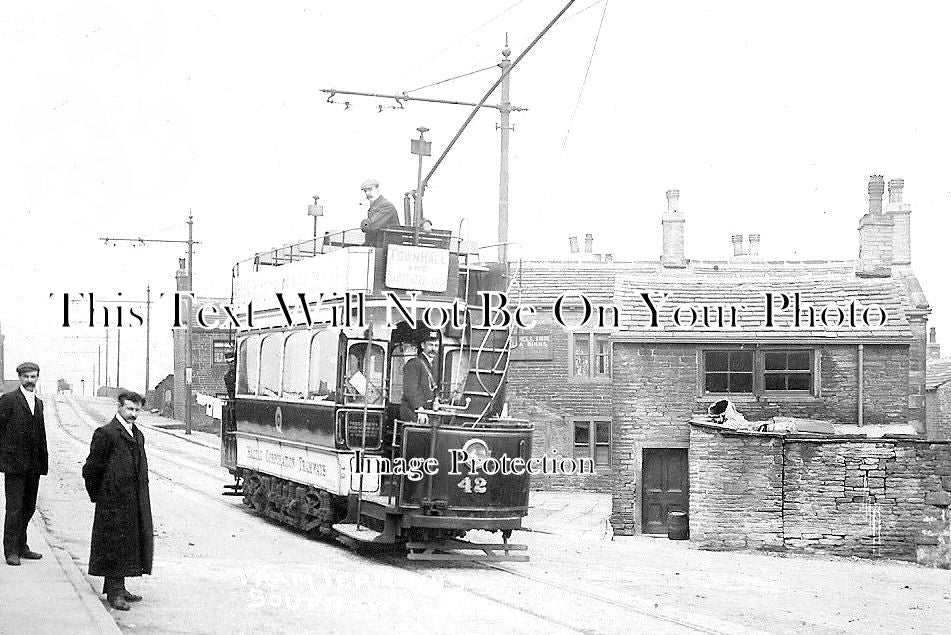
[509,176,940,546]
[926,328,951,440]
[170,258,232,431]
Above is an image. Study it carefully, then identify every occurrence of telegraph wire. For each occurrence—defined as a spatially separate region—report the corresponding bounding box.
[560,0,610,151]
[405,0,529,76]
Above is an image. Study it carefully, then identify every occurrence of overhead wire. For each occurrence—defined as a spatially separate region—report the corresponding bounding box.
[404,0,529,77]
[463,0,606,69]
[404,64,499,94]
[560,0,610,151]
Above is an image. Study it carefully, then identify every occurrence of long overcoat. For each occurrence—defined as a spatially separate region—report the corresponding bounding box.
[82,418,154,577]
[0,389,48,475]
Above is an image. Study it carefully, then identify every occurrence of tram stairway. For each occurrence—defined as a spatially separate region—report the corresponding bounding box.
[453,269,520,425]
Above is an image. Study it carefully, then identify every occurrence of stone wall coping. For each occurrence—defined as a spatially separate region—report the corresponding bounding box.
[689,421,950,444]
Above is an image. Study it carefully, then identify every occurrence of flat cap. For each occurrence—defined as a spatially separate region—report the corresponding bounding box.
[16,362,40,374]
[360,178,380,190]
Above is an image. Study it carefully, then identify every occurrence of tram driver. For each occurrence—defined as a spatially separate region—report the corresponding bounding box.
[400,331,439,423]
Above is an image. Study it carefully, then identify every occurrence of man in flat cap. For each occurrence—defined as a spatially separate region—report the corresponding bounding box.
[359,178,400,247]
[400,331,440,422]
[0,362,48,566]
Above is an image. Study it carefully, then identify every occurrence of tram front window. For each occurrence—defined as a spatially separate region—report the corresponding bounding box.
[344,342,385,405]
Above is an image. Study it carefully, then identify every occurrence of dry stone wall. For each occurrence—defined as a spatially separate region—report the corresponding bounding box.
[690,424,951,568]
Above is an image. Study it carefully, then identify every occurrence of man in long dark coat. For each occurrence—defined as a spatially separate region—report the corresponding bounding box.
[0,362,48,566]
[82,390,154,611]
[359,178,400,247]
[400,331,439,422]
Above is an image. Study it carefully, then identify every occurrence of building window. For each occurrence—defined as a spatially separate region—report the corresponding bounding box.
[704,350,753,393]
[574,420,611,467]
[571,333,611,378]
[764,350,812,391]
[212,340,232,364]
[702,348,814,395]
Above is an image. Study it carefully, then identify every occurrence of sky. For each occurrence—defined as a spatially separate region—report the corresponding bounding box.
[1,0,949,392]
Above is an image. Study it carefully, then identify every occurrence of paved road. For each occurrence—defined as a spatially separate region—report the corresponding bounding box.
[40,396,717,634]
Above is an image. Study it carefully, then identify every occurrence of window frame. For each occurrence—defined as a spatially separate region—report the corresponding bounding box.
[573,418,612,469]
[568,332,612,380]
[699,346,817,397]
[212,339,232,365]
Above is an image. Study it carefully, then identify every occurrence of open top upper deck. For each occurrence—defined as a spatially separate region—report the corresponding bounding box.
[232,226,500,328]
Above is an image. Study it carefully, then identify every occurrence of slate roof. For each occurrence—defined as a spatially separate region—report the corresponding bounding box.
[515,258,920,343]
[926,358,951,390]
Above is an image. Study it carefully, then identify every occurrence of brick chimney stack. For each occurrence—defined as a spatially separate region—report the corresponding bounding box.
[928,327,941,360]
[731,234,744,257]
[661,189,686,268]
[857,175,894,277]
[584,233,593,254]
[886,177,911,266]
[569,236,579,255]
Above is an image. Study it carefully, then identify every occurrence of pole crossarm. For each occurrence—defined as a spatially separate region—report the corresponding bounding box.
[99,237,201,245]
[320,88,527,112]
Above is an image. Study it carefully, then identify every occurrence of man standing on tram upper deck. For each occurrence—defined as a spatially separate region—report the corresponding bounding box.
[400,331,439,422]
[359,178,400,247]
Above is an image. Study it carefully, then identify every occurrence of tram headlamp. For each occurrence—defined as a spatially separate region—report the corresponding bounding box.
[461,439,489,467]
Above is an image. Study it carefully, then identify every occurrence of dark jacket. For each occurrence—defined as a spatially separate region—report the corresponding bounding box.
[361,196,400,246]
[82,418,154,577]
[400,355,436,422]
[0,389,48,475]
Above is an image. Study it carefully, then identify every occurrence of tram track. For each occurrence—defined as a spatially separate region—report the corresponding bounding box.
[50,396,240,511]
[51,396,738,634]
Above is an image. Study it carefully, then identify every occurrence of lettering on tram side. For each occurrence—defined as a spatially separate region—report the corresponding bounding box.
[297,457,327,477]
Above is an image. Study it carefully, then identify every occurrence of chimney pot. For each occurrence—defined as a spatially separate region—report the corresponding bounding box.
[868,175,885,214]
[731,234,744,257]
[179,258,186,269]
[930,327,936,343]
[604,253,613,263]
[569,236,579,254]
[584,233,593,254]
[748,233,761,257]
[666,189,680,212]
[888,178,905,204]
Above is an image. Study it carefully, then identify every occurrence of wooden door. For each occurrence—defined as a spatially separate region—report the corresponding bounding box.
[642,448,688,534]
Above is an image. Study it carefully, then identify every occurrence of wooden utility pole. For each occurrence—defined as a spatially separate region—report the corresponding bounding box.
[497,38,512,264]
[100,212,199,432]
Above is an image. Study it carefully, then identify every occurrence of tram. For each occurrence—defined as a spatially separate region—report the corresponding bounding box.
[220,224,532,560]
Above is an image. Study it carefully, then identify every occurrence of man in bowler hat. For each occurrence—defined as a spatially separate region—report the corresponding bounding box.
[0,362,48,566]
[82,390,154,611]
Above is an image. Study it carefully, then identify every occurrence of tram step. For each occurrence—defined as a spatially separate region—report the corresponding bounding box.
[331,523,394,544]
